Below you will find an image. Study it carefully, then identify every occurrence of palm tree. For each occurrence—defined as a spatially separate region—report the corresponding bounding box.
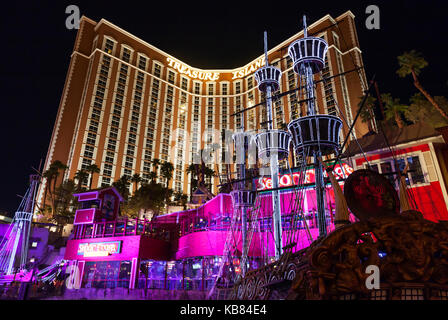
[148,171,157,184]
[203,167,216,189]
[160,161,174,187]
[50,160,68,193]
[131,173,142,193]
[381,93,408,129]
[74,169,89,191]
[405,93,448,128]
[186,164,198,194]
[397,50,448,121]
[112,175,131,201]
[85,163,100,190]
[358,95,377,124]
[152,158,161,173]
[42,165,58,215]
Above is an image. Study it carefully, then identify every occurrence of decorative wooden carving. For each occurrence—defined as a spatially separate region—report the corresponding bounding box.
[232,210,448,300]
[344,169,399,221]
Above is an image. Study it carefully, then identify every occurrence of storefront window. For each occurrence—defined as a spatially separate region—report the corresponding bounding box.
[118,261,132,288]
[184,257,202,291]
[204,257,222,290]
[82,261,131,289]
[138,260,166,289]
[367,163,379,172]
[166,260,183,290]
[408,156,425,184]
[148,260,166,289]
[380,161,395,186]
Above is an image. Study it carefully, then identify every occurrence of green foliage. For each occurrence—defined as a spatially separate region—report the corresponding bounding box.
[74,169,89,191]
[122,182,174,219]
[397,50,428,78]
[404,93,448,128]
[85,163,100,189]
[160,161,174,186]
[358,95,377,123]
[112,175,131,201]
[381,93,408,128]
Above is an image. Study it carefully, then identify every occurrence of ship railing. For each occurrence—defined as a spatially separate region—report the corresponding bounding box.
[73,217,171,241]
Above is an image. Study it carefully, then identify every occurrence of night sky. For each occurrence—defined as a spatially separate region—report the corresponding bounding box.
[0,0,446,216]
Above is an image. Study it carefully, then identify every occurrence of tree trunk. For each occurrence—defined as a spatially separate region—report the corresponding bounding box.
[412,70,448,120]
[43,178,50,212]
[394,111,404,129]
[89,172,94,190]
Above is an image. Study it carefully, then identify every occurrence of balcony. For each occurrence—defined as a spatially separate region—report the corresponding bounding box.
[72,218,171,242]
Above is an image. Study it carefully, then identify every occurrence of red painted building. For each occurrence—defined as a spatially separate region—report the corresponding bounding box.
[344,123,448,222]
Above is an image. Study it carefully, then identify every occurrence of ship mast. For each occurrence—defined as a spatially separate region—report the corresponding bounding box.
[254,32,291,260]
[287,15,343,238]
[231,114,253,277]
[0,175,40,275]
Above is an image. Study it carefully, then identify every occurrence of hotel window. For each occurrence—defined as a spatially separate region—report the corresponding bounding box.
[104,38,115,54]
[101,177,111,187]
[322,57,337,116]
[123,169,132,178]
[336,52,354,131]
[208,83,214,95]
[81,158,92,171]
[181,77,188,91]
[83,145,94,159]
[287,70,299,118]
[121,47,132,63]
[153,63,162,78]
[432,289,448,300]
[235,81,241,94]
[105,153,114,164]
[86,132,97,146]
[89,120,99,133]
[194,82,201,95]
[401,288,424,300]
[126,147,135,157]
[247,77,254,90]
[221,83,228,95]
[138,55,147,70]
[339,294,357,300]
[167,70,176,84]
[333,32,340,49]
[370,289,387,300]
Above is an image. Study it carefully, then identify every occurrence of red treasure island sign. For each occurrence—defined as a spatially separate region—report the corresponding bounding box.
[257,162,354,190]
[77,241,122,257]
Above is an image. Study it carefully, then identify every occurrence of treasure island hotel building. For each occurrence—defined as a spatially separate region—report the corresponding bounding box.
[37,11,371,206]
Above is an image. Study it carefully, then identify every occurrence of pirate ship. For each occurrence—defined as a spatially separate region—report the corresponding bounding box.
[207,16,448,300]
[1,15,447,301]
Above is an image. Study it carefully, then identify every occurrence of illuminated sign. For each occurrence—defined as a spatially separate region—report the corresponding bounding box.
[257,163,354,191]
[231,57,265,79]
[167,57,219,81]
[77,241,122,257]
[166,57,266,81]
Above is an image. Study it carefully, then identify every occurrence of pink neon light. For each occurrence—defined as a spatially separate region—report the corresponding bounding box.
[77,241,121,257]
[73,208,97,225]
[74,191,99,201]
[256,163,354,190]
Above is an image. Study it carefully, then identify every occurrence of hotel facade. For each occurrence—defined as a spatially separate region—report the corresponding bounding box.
[38,11,371,206]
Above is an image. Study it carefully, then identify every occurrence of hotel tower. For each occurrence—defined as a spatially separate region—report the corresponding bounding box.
[37,11,371,207]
